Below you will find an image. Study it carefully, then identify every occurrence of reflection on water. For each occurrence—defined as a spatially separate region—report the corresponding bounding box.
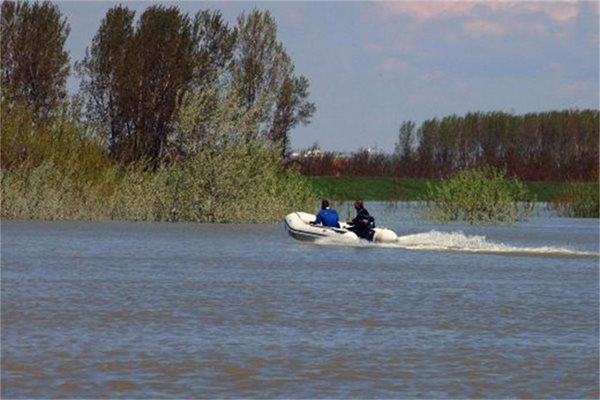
[1,206,599,398]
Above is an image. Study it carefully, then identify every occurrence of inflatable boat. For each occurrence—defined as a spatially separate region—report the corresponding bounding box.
[284,212,398,243]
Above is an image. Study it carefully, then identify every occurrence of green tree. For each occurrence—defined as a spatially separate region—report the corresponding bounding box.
[191,10,237,86]
[415,119,438,178]
[1,0,70,119]
[408,110,598,181]
[233,9,285,114]
[174,83,261,154]
[233,9,315,149]
[270,75,316,157]
[394,120,415,176]
[173,10,239,154]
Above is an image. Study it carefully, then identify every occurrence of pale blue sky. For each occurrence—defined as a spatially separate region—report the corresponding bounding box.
[58,1,599,152]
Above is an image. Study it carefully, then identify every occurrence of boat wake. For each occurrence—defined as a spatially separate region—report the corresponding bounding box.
[316,230,598,258]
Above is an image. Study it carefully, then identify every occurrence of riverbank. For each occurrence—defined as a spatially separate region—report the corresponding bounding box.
[307,176,598,203]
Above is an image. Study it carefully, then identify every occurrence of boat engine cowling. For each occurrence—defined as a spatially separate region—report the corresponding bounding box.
[373,228,398,243]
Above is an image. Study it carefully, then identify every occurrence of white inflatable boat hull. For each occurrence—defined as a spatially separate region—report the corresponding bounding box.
[284,212,398,243]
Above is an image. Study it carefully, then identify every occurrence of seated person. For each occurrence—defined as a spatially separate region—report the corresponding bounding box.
[346,199,375,240]
[310,199,340,228]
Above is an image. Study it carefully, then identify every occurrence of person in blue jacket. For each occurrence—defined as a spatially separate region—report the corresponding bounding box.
[310,199,340,228]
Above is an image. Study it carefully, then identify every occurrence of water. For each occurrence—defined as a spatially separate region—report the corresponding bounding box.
[2,204,599,398]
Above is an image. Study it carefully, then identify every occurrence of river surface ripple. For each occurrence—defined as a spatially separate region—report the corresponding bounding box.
[2,207,599,398]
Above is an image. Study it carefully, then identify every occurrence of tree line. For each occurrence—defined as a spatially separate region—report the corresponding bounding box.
[1,1,315,166]
[301,110,598,182]
[2,2,596,183]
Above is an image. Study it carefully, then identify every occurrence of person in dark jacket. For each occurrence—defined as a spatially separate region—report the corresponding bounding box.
[347,199,375,240]
[310,199,340,228]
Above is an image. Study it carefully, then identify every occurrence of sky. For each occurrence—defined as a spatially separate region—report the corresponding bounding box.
[57,1,600,152]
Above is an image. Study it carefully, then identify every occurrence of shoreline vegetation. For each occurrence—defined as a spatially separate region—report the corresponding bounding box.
[1,2,598,223]
[309,176,599,220]
[3,156,598,222]
[0,101,317,223]
[307,176,598,204]
[1,3,319,223]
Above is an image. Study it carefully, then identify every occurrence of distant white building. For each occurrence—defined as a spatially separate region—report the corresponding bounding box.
[304,149,324,157]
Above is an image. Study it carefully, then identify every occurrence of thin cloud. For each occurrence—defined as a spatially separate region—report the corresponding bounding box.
[463,18,508,36]
[379,1,580,24]
[380,1,476,21]
[382,57,412,75]
[463,16,548,37]
[511,2,579,23]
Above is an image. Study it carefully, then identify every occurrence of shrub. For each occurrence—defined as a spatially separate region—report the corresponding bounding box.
[551,183,599,218]
[110,141,317,223]
[425,166,534,224]
[2,95,318,223]
[1,135,317,222]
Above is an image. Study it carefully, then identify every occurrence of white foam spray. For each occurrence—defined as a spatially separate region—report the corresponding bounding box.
[316,230,598,258]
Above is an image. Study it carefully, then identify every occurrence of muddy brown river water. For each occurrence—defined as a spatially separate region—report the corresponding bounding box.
[2,204,598,398]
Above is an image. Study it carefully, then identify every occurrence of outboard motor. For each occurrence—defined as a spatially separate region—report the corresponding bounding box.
[353,216,376,241]
[366,216,376,241]
[367,216,375,229]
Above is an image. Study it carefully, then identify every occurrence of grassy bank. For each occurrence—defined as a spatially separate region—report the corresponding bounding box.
[307,176,598,203]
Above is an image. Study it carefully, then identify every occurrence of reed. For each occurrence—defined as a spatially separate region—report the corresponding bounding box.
[1,104,317,223]
[1,151,317,223]
[551,183,599,218]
